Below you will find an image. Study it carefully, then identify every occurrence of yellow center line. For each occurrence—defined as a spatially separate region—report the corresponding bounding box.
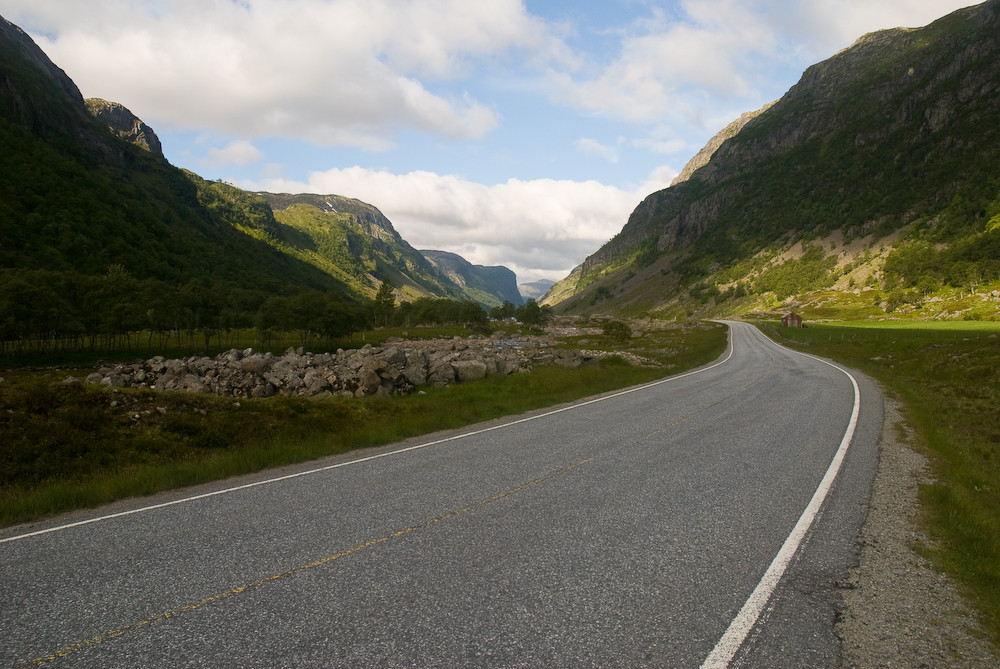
[29,457,595,667]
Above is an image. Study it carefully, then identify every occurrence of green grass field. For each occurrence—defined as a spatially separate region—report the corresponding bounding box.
[760,319,1000,651]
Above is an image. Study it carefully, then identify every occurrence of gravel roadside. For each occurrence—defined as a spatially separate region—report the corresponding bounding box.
[837,394,998,667]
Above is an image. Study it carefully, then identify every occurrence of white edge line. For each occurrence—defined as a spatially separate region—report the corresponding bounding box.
[2,328,737,545]
[700,338,862,669]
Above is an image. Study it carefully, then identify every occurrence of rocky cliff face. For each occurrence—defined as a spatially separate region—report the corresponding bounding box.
[669,102,774,187]
[0,15,117,156]
[574,0,1000,286]
[85,98,163,157]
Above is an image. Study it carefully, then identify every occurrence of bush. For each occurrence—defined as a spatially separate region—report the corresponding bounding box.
[602,320,632,343]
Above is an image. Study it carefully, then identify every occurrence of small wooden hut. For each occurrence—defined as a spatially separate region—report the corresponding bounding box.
[781,312,804,328]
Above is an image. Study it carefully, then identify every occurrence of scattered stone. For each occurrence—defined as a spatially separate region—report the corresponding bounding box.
[82,334,616,399]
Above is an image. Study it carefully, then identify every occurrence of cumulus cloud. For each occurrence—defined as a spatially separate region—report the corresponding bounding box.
[246,167,655,283]
[11,0,556,148]
[771,0,978,58]
[204,140,263,168]
[546,0,778,125]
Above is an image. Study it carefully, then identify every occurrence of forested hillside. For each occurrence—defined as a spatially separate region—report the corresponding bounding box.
[547,0,1000,322]
[0,14,508,355]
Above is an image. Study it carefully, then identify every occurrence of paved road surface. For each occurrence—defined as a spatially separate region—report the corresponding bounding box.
[1,321,882,667]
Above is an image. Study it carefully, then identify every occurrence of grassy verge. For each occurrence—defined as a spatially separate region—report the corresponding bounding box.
[0,321,726,529]
[758,319,1000,650]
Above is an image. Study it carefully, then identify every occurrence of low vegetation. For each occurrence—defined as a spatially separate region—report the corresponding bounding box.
[0,320,726,529]
[760,319,1000,650]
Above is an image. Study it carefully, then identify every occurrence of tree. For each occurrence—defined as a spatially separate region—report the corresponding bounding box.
[373,278,396,327]
[490,300,516,320]
[515,299,550,327]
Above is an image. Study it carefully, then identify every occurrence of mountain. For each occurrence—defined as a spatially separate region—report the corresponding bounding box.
[0,14,345,295]
[85,97,163,156]
[518,279,555,301]
[253,192,476,302]
[0,13,515,330]
[421,250,523,307]
[546,0,1000,322]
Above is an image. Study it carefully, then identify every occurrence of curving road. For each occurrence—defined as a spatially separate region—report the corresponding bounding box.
[1,321,882,668]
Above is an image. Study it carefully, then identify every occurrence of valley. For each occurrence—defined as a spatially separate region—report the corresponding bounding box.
[3,1,1000,664]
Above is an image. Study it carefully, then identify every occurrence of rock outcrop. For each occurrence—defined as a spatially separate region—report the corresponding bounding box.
[85,334,604,399]
[85,98,164,157]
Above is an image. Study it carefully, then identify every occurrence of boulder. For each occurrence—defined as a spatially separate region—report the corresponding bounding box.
[452,359,488,382]
[81,333,602,398]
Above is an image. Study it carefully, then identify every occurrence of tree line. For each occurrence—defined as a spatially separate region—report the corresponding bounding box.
[0,270,550,357]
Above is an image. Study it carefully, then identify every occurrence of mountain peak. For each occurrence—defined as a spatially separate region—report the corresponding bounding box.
[85,98,163,157]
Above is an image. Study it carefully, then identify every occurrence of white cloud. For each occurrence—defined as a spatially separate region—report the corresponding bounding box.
[575,137,621,163]
[635,165,681,198]
[546,0,778,125]
[204,140,263,168]
[13,0,555,148]
[246,166,652,283]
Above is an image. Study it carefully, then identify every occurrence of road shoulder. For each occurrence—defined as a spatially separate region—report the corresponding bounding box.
[837,393,997,667]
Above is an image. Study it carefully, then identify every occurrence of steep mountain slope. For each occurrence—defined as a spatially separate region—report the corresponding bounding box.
[421,250,523,307]
[0,14,343,294]
[548,0,1000,322]
[1,13,518,320]
[85,97,163,156]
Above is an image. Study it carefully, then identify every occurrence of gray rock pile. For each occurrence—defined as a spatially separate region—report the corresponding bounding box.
[85,335,600,399]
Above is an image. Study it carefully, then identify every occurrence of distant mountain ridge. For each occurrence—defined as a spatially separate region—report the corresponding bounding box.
[420,250,523,307]
[256,192,475,302]
[546,0,1000,322]
[517,279,555,301]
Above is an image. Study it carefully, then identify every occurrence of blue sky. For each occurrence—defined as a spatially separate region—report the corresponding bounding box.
[4,0,979,283]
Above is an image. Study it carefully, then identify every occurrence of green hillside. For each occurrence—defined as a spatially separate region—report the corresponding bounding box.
[546,0,1000,324]
[257,193,469,303]
[0,14,515,353]
[421,249,523,308]
[0,16,348,294]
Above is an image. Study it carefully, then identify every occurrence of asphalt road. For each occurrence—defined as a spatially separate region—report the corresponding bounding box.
[1,321,882,668]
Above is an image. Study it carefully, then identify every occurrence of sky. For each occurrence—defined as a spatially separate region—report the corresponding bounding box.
[3,0,980,284]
